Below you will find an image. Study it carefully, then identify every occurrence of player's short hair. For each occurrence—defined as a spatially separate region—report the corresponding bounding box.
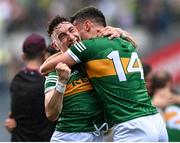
[47,15,70,36]
[70,6,106,27]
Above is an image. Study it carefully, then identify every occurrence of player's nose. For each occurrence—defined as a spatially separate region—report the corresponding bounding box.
[67,32,75,40]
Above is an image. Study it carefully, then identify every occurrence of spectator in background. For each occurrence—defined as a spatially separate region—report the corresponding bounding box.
[151,71,180,142]
[151,71,180,108]
[4,34,56,141]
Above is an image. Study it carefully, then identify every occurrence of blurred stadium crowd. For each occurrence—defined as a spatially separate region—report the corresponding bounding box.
[0,0,180,84]
[0,0,180,141]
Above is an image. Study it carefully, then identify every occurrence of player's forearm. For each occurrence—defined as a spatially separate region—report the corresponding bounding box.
[44,52,62,64]
[41,53,62,75]
[41,58,60,75]
[45,89,64,121]
[41,52,76,75]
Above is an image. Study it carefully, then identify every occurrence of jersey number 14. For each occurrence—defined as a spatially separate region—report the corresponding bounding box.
[107,51,144,81]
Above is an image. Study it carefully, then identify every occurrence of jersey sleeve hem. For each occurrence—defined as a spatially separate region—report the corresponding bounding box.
[67,49,81,63]
[45,86,56,94]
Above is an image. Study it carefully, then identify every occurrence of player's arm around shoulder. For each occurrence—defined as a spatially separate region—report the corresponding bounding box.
[97,26,137,48]
[67,40,97,63]
[40,52,61,75]
[41,52,76,75]
[45,63,71,121]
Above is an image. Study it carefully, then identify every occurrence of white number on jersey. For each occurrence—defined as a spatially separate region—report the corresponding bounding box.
[107,51,144,81]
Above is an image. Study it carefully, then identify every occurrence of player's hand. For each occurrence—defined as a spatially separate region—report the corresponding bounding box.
[55,62,71,84]
[97,26,137,48]
[97,26,120,39]
[121,30,138,48]
[4,118,17,132]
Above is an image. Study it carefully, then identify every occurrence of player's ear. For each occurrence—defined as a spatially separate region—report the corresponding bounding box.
[51,42,59,51]
[84,20,91,32]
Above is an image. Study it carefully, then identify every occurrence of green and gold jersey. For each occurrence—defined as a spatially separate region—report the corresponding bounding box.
[67,37,157,126]
[44,64,103,132]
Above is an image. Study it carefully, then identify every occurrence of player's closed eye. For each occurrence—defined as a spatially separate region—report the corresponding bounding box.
[58,33,67,41]
[69,27,75,33]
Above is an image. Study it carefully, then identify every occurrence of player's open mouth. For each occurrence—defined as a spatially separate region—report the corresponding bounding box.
[69,39,80,46]
[74,38,81,43]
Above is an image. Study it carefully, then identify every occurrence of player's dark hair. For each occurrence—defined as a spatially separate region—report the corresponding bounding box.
[70,6,106,27]
[47,15,70,36]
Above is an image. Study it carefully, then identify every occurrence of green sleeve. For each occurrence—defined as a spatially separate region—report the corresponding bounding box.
[67,40,95,63]
[44,71,58,93]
